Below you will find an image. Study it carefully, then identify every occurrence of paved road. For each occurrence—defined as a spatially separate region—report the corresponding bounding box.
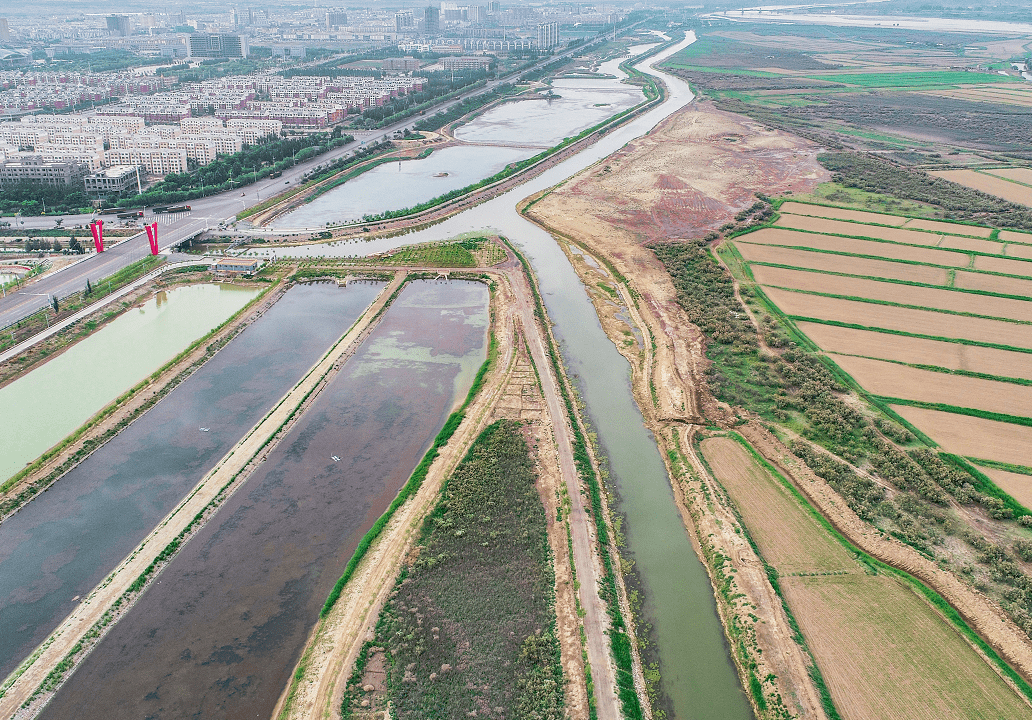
[0,29,634,330]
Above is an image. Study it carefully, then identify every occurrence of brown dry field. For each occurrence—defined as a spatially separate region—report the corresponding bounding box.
[978,466,1032,512]
[930,170,1032,206]
[779,202,907,226]
[974,254,1032,277]
[700,436,857,575]
[954,270,1032,298]
[762,286,1032,349]
[901,218,995,239]
[988,169,1032,187]
[775,214,954,246]
[939,235,1004,254]
[1003,230,1032,245]
[891,405,1032,468]
[829,353,1032,418]
[796,322,1032,382]
[738,227,970,267]
[529,99,827,242]
[751,264,1032,322]
[920,90,1032,108]
[1004,244,1032,261]
[781,574,1032,720]
[736,242,949,284]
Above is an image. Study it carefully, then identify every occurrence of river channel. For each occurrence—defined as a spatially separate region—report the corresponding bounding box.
[0,283,260,484]
[246,35,754,719]
[0,282,382,681]
[39,279,489,720]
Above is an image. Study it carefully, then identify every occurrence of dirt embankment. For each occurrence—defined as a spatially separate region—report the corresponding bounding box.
[522,99,834,718]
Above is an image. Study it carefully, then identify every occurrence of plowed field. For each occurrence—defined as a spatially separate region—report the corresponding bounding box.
[902,218,994,238]
[781,574,1032,720]
[954,271,1032,298]
[738,229,970,267]
[737,243,948,285]
[891,405,1032,468]
[796,322,1032,382]
[987,168,1032,187]
[929,170,1032,206]
[974,255,1032,277]
[779,203,907,226]
[762,287,1032,349]
[978,466,1032,511]
[775,214,951,246]
[1007,245,1032,261]
[1002,230,1032,244]
[752,265,1032,322]
[939,236,1004,254]
[830,353,1032,418]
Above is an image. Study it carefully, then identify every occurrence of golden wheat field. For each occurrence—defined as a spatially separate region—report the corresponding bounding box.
[890,406,1032,467]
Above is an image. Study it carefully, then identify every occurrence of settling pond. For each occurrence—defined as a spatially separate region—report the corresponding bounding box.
[0,283,260,485]
[39,279,489,720]
[244,35,754,720]
[0,282,382,680]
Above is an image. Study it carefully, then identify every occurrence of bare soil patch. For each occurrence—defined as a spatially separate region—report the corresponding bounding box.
[753,264,1032,322]
[939,235,1005,255]
[775,214,959,246]
[930,170,1032,206]
[975,255,1032,277]
[763,287,1032,349]
[902,218,995,238]
[988,169,1032,186]
[1003,230,1032,245]
[738,227,970,267]
[891,405,1032,468]
[796,322,1032,383]
[1006,244,1032,261]
[829,353,1032,418]
[700,436,856,575]
[978,466,1032,512]
[781,574,1032,720]
[955,270,1032,298]
[736,242,949,285]
[779,202,907,226]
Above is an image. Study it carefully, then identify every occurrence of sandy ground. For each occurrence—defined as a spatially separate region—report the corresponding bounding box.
[0,273,406,719]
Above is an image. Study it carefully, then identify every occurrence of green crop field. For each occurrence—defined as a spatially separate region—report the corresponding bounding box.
[805,71,1021,88]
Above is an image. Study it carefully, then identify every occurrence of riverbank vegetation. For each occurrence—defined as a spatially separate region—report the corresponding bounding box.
[341,420,563,720]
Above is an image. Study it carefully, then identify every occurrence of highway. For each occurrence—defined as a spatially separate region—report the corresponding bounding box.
[0,30,632,329]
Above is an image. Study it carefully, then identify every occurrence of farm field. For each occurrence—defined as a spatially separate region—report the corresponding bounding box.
[736,242,950,284]
[829,353,1032,419]
[1003,231,1032,244]
[929,170,1032,206]
[739,228,970,267]
[775,214,988,245]
[978,466,1032,513]
[973,254,1032,277]
[699,436,1032,720]
[753,265,1032,322]
[988,168,1032,187]
[778,202,907,226]
[761,286,1032,349]
[955,270,1032,297]
[796,322,1032,382]
[903,218,995,238]
[890,405,1032,468]
[1006,244,1032,261]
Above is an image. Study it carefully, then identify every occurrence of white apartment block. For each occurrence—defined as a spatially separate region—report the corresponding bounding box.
[88,115,145,132]
[181,117,226,133]
[104,148,188,175]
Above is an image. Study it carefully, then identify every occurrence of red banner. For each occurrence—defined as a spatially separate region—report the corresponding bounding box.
[146,222,159,255]
[90,220,104,253]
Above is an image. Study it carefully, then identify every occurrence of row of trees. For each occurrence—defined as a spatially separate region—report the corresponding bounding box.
[23,236,84,253]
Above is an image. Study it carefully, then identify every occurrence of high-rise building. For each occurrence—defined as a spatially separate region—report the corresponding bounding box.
[187,33,248,58]
[395,10,415,32]
[326,11,349,28]
[488,2,500,14]
[467,6,486,24]
[230,8,240,27]
[424,5,440,34]
[537,20,559,50]
[106,15,132,37]
[0,19,10,43]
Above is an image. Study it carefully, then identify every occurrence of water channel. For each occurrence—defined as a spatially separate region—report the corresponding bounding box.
[0,282,382,681]
[270,63,642,231]
[247,34,754,719]
[39,279,489,720]
[0,283,260,484]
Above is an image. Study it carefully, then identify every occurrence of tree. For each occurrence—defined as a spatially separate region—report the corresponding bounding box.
[86,278,92,296]
[69,236,83,254]
[51,295,59,313]
[52,238,63,253]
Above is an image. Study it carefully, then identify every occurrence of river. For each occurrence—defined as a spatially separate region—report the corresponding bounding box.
[242,34,754,720]
[38,279,489,720]
[0,282,382,681]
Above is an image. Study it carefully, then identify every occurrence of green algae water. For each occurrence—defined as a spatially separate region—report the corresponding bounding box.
[0,283,259,484]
